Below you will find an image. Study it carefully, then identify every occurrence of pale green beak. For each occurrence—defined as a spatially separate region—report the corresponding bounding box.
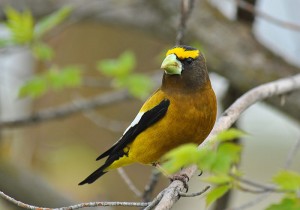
[160,54,182,75]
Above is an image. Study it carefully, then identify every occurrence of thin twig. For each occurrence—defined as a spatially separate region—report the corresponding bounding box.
[233,176,278,192]
[284,137,300,169]
[232,169,294,194]
[179,186,210,197]
[237,185,271,194]
[236,0,300,31]
[0,191,149,210]
[82,109,127,132]
[0,90,129,128]
[142,170,161,202]
[117,168,143,198]
[225,193,270,210]
[176,0,195,45]
[143,190,165,210]
[82,77,112,88]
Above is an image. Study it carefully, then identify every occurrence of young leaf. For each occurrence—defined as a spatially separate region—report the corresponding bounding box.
[210,143,241,174]
[34,6,72,38]
[97,51,135,78]
[32,42,54,61]
[59,66,82,87]
[46,66,82,89]
[119,74,153,99]
[196,148,217,171]
[202,175,232,185]
[206,185,230,207]
[215,128,246,142]
[273,170,300,191]
[118,51,136,76]
[162,144,199,174]
[5,7,34,44]
[19,77,47,98]
[19,66,81,98]
[266,198,300,210]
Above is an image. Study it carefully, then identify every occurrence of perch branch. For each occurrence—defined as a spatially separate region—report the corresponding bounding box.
[0,191,149,210]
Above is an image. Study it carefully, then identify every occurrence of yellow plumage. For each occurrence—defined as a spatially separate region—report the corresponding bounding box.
[79,45,217,185]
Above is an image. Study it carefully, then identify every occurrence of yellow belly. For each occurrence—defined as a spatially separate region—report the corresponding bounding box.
[128,88,217,164]
[107,87,216,170]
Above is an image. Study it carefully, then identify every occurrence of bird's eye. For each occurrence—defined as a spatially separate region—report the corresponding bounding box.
[186,58,193,64]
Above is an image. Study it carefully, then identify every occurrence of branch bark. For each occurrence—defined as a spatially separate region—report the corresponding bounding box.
[0,90,129,128]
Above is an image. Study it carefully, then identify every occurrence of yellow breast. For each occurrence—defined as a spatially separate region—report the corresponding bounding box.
[128,86,217,164]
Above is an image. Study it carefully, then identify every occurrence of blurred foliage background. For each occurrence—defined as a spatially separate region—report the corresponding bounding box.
[0,1,299,210]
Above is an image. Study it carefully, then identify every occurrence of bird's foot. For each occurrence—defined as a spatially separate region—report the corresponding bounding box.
[170,173,189,192]
[152,163,189,192]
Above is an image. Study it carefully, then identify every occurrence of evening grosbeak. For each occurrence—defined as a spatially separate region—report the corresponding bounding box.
[79,45,217,185]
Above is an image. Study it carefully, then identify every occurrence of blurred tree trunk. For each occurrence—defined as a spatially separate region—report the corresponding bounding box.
[237,0,256,23]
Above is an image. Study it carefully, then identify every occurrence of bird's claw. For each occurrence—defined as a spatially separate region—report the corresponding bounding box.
[170,174,189,192]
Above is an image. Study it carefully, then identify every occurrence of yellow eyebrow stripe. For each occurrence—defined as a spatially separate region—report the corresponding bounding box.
[166,47,199,59]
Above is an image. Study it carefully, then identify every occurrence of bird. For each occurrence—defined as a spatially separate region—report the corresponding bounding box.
[79,45,217,185]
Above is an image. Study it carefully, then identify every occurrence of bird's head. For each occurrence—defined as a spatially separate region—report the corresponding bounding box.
[160,45,210,91]
[161,45,201,75]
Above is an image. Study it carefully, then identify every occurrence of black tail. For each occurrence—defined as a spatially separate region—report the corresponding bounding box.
[78,164,108,185]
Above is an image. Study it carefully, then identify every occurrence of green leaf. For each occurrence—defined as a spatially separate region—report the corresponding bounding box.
[266,198,300,210]
[206,185,230,207]
[32,42,54,61]
[115,74,153,99]
[46,66,82,89]
[202,175,232,185]
[59,66,82,87]
[5,7,34,44]
[97,51,135,78]
[34,6,72,38]
[19,66,81,98]
[273,170,300,191]
[196,148,217,171]
[215,128,246,142]
[211,143,241,174]
[19,77,47,98]
[162,144,200,174]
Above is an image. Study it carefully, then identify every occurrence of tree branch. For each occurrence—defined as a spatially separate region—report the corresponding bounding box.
[284,137,300,169]
[176,0,195,45]
[142,171,161,202]
[0,90,129,128]
[225,193,270,210]
[0,191,149,210]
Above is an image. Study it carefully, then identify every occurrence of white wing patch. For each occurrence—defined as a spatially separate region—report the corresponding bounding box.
[123,112,144,135]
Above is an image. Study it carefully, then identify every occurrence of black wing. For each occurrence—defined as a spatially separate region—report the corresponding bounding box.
[79,99,170,185]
